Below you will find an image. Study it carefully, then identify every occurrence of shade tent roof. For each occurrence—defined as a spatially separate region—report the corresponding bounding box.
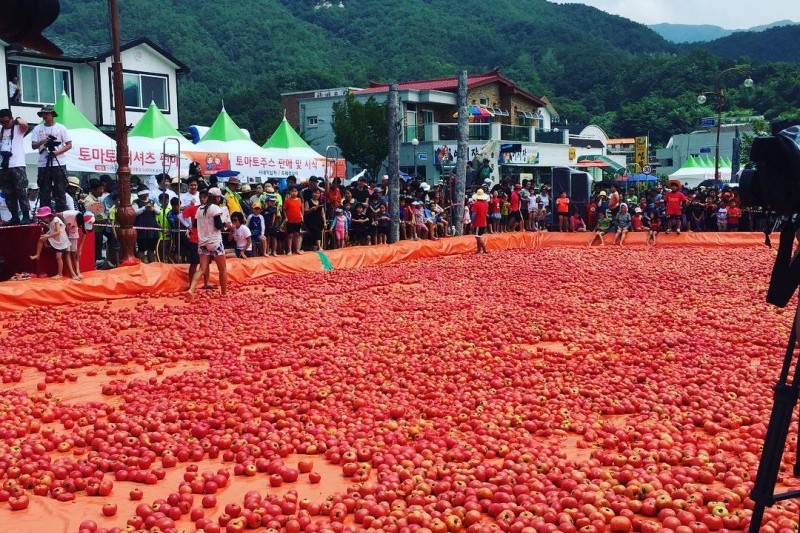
[682,156,701,168]
[263,117,318,151]
[200,108,251,143]
[129,102,184,139]
[54,92,100,131]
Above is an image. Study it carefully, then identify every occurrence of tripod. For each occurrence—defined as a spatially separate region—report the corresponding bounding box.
[40,147,68,212]
[750,218,800,532]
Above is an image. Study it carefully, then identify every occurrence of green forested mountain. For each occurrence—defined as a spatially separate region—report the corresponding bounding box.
[45,0,800,147]
[684,25,800,64]
[649,20,797,44]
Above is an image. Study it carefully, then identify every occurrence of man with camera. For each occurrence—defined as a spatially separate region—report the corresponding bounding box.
[30,104,72,212]
[0,109,29,224]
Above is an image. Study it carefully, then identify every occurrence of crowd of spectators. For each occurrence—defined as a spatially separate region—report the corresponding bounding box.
[2,163,762,281]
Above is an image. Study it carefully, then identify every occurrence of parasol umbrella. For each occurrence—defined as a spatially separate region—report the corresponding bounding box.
[452,105,493,119]
[577,159,611,168]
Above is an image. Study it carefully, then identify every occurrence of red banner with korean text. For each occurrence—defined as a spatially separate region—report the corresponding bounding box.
[182,151,231,175]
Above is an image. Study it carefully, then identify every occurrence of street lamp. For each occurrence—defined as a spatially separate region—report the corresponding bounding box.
[697,67,754,181]
[411,138,419,179]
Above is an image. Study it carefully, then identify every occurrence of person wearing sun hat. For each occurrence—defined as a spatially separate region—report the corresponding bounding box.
[470,188,490,253]
[246,201,267,256]
[222,173,244,216]
[31,104,72,212]
[65,175,81,211]
[30,206,78,279]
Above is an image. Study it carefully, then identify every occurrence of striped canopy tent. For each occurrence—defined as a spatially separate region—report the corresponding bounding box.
[669,155,730,188]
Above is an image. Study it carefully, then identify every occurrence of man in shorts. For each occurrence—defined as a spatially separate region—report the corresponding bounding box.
[181,189,206,286]
[470,188,490,253]
[664,181,687,234]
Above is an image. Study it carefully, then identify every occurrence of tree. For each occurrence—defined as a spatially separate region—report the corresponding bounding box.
[332,93,389,179]
[739,117,769,165]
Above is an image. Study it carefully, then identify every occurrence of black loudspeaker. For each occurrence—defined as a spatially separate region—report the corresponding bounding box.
[551,167,592,228]
[570,174,590,203]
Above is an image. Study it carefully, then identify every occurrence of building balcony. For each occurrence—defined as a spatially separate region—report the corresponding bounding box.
[405,122,567,145]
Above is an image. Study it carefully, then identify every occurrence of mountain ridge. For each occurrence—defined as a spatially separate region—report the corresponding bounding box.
[39,0,800,146]
[649,20,797,43]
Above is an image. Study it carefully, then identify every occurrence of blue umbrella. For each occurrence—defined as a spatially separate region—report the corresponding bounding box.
[215,170,241,178]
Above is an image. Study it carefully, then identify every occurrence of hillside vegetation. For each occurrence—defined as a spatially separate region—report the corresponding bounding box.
[45,0,800,146]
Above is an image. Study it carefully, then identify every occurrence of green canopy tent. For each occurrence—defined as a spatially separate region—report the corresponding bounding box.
[261,117,343,180]
[128,101,190,176]
[25,92,116,173]
[188,107,269,181]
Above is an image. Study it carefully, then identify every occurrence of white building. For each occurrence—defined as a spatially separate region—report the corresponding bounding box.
[1,37,189,128]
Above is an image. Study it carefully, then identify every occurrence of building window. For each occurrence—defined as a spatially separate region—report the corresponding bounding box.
[307,116,319,127]
[122,72,168,111]
[479,97,488,106]
[421,110,434,124]
[518,111,536,126]
[19,65,70,105]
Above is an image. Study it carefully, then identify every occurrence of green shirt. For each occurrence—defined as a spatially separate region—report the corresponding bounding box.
[597,217,611,231]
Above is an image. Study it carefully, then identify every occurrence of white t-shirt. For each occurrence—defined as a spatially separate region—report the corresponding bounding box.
[196,203,223,247]
[46,216,71,250]
[31,122,72,167]
[153,188,177,209]
[538,193,550,208]
[180,191,200,207]
[0,124,27,168]
[61,210,81,240]
[233,225,252,251]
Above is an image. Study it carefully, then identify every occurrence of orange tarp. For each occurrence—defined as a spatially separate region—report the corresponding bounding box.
[0,232,767,312]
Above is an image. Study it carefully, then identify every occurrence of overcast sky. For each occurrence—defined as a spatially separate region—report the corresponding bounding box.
[554,0,800,28]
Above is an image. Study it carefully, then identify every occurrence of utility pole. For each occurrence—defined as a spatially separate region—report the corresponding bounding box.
[387,84,401,243]
[452,71,468,236]
[109,0,137,264]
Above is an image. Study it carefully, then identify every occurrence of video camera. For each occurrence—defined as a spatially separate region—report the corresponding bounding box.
[44,134,61,153]
[739,120,800,213]
[738,120,800,307]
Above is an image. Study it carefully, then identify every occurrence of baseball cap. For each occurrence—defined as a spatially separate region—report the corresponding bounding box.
[208,187,222,196]
[83,212,96,231]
